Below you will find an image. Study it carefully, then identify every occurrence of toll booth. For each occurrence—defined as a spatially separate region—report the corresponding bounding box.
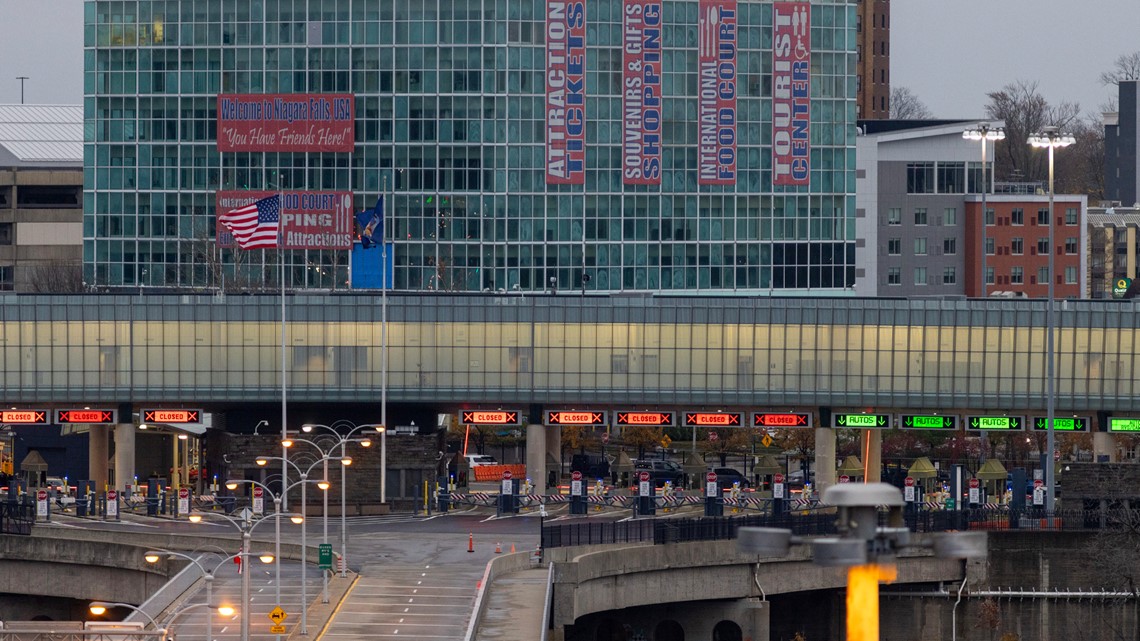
[75,480,95,517]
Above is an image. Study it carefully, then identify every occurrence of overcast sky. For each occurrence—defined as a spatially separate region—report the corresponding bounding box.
[0,0,1137,120]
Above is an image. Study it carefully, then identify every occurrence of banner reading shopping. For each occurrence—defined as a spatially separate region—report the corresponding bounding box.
[698,0,737,186]
[217,94,355,153]
[772,1,811,186]
[216,191,354,250]
[622,0,662,185]
[545,0,586,185]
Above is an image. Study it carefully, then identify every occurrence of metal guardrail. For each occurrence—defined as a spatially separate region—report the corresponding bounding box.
[1,502,34,535]
[542,519,656,549]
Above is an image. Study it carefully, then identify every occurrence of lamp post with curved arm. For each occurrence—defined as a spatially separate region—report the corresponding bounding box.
[89,600,236,641]
[252,453,336,635]
[142,549,251,641]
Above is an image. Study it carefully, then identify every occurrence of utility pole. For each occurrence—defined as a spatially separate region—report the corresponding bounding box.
[16,77,29,104]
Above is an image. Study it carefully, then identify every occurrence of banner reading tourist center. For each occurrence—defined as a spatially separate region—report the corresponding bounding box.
[216,94,355,153]
[546,0,586,185]
[622,0,662,185]
[772,1,811,186]
[697,0,737,186]
[216,191,355,250]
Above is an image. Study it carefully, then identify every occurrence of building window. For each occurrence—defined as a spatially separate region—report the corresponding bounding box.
[1065,266,1077,284]
[1065,237,1078,254]
[1012,208,1024,225]
[985,208,995,226]
[1065,207,1078,225]
[0,223,11,245]
[1011,267,1024,284]
[985,266,994,285]
[906,163,935,194]
[1038,266,1050,284]
[914,238,927,255]
[985,237,995,255]
[887,267,901,285]
[1037,208,1049,225]
[0,265,11,291]
[944,207,957,226]
[887,208,901,225]
[1037,238,1050,255]
[943,267,956,285]
[914,267,927,286]
[914,209,928,225]
[937,163,966,194]
[611,354,629,374]
[887,238,901,255]
[943,238,957,255]
[1011,238,1023,255]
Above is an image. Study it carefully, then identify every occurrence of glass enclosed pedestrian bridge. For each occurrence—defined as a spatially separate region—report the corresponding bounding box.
[1,293,1138,412]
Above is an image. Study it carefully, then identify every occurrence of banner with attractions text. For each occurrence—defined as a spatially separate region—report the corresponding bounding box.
[216,191,354,250]
[545,0,586,185]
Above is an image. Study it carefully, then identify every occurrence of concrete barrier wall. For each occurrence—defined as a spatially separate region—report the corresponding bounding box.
[0,535,170,603]
[465,551,536,641]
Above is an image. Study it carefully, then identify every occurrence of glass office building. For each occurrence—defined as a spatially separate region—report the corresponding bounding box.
[84,0,856,292]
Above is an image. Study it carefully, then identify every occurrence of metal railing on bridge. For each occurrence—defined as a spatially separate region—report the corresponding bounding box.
[0,502,33,535]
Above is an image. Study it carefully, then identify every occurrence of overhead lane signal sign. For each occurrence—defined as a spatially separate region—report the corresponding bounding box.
[1109,418,1140,432]
[967,416,1025,431]
[57,409,117,424]
[461,410,521,425]
[752,412,812,428]
[1033,417,1089,432]
[142,409,202,424]
[546,411,606,426]
[616,411,674,426]
[900,414,957,430]
[832,413,890,429]
[0,409,48,424]
[683,412,742,427]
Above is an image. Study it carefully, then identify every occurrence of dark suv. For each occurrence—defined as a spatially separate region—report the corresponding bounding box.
[633,459,686,487]
[711,467,750,489]
[571,454,611,481]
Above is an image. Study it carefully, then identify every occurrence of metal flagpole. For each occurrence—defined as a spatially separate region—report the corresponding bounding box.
[381,174,389,504]
[280,192,288,511]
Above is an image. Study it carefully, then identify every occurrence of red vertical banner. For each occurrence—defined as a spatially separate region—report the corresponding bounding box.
[772,1,811,186]
[546,0,587,185]
[698,0,737,186]
[622,0,663,185]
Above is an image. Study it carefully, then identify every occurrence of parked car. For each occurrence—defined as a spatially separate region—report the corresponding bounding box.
[711,467,750,489]
[45,477,76,505]
[464,454,498,468]
[571,454,611,481]
[632,459,686,488]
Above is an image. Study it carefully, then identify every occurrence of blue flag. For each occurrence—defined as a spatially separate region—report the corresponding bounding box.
[356,196,384,249]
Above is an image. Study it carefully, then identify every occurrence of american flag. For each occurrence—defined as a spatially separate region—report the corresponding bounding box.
[219,195,281,249]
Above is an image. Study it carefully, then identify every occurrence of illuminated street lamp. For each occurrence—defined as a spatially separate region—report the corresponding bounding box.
[1028,126,1075,517]
[963,123,1005,296]
[89,600,234,640]
[143,549,251,641]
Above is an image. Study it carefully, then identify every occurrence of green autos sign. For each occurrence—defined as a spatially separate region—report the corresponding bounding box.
[967,416,1024,431]
[832,413,890,429]
[1108,417,1140,432]
[1033,417,1088,432]
[900,415,956,430]
[318,543,333,570]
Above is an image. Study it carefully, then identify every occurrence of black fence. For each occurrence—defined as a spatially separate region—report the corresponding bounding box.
[1,502,34,535]
[541,508,1140,549]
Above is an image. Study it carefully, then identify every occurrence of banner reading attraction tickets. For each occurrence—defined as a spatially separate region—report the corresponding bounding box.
[546,0,586,185]
[215,191,354,250]
[772,1,811,186]
[217,94,355,153]
[622,0,662,185]
[697,0,737,185]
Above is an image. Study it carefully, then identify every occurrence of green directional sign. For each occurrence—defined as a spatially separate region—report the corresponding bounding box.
[967,416,1025,431]
[900,414,956,430]
[318,543,333,570]
[1032,417,1089,432]
[832,413,890,429]
[1108,418,1140,432]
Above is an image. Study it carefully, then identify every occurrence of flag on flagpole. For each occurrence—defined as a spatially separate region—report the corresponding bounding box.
[356,195,384,249]
[219,195,281,249]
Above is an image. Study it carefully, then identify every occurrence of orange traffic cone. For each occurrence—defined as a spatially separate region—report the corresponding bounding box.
[468,532,474,553]
[510,543,516,553]
[495,541,502,554]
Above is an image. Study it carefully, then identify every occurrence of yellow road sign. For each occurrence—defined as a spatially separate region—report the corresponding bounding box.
[270,625,287,634]
[268,607,287,624]
[761,434,773,448]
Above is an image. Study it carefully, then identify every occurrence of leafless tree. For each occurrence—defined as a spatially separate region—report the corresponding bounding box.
[1057,112,1107,200]
[25,261,83,293]
[1100,51,1140,86]
[889,86,933,120]
[985,79,1080,183]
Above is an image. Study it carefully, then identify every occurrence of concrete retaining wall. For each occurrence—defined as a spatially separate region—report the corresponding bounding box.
[0,535,170,603]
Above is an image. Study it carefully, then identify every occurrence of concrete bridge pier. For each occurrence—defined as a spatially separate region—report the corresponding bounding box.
[1093,431,1116,462]
[862,429,882,482]
[815,426,836,493]
[89,424,109,491]
[527,423,547,495]
[114,423,136,492]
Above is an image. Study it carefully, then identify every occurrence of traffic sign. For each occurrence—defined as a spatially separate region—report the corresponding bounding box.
[900,414,957,430]
[761,434,773,448]
[268,607,288,624]
[37,490,47,501]
[546,410,606,426]
[1108,417,1140,432]
[318,544,333,570]
[773,473,784,484]
[0,409,48,424]
[461,410,520,425]
[967,415,1025,431]
[1033,479,1044,489]
[57,409,117,424]
[616,411,674,426]
[270,625,287,634]
[601,432,611,444]
[683,412,742,427]
[832,413,890,429]
[839,475,850,483]
[904,477,915,487]
[752,412,811,428]
[639,471,651,482]
[572,471,582,481]
[969,478,979,489]
[706,472,717,483]
[1032,417,1089,432]
[708,431,719,442]
[502,470,512,481]
[142,409,201,424]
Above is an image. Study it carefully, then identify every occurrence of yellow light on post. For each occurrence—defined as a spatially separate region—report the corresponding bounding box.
[301,425,314,433]
[217,605,235,617]
[281,439,294,448]
[225,481,238,490]
[375,425,386,433]
[258,553,275,564]
[177,433,189,440]
[340,456,353,466]
[359,439,372,448]
[188,514,202,523]
[89,604,108,616]
[290,515,304,524]
[255,458,268,467]
[144,553,161,564]
[317,480,330,491]
[846,564,897,641]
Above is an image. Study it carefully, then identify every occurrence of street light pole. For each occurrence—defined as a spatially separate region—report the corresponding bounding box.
[963,124,1005,297]
[16,76,28,105]
[1029,126,1074,517]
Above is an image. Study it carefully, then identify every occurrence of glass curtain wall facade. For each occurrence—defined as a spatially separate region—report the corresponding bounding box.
[84,0,856,292]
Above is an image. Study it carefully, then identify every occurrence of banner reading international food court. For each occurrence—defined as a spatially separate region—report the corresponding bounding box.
[215,191,355,250]
[772,1,811,186]
[545,0,586,185]
[217,94,355,153]
[622,0,662,185]
[698,0,737,186]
